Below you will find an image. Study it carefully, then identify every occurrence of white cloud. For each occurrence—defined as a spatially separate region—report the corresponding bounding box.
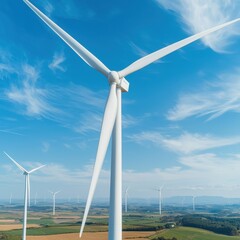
[5,64,59,118]
[44,1,54,15]
[167,68,240,121]
[42,142,50,153]
[41,0,95,20]
[3,153,240,198]
[74,112,102,134]
[48,52,66,72]
[0,63,15,75]
[129,42,149,58]
[129,131,240,154]
[0,50,16,78]
[122,115,137,128]
[129,42,163,63]
[64,84,106,110]
[0,129,23,136]
[156,0,240,52]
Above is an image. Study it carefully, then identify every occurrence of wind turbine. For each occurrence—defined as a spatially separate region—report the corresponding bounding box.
[192,195,196,212]
[22,1,240,239]
[156,185,164,215]
[124,187,129,213]
[34,192,37,205]
[4,152,45,240]
[49,191,60,216]
[9,193,12,205]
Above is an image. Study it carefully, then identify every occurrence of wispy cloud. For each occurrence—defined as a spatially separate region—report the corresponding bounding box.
[43,0,54,16]
[129,42,162,63]
[74,112,138,134]
[0,64,15,75]
[42,142,50,153]
[167,68,240,121]
[129,131,240,154]
[0,49,16,78]
[3,154,240,198]
[129,42,149,58]
[0,128,23,136]
[5,64,59,118]
[48,52,66,72]
[1,50,138,134]
[156,0,240,52]
[39,0,95,20]
[63,84,106,110]
[74,112,102,134]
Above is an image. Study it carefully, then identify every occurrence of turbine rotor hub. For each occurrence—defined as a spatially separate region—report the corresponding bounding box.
[108,71,129,92]
[108,71,120,85]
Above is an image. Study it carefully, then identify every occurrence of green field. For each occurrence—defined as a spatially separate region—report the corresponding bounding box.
[3,205,240,240]
[151,227,240,240]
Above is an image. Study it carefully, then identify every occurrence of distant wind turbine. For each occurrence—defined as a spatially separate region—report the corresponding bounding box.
[9,193,12,205]
[124,187,129,213]
[50,191,60,216]
[22,1,240,239]
[34,192,38,205]
[4,152,45,240]
[192,195,196,212]
[156,185,164,215]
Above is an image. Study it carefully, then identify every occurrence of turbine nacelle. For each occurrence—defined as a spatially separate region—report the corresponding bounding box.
[108,71,129,92]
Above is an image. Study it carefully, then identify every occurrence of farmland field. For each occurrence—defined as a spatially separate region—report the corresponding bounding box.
[151,227,240,240]
[27,231,155,240]
[2,204,240,240]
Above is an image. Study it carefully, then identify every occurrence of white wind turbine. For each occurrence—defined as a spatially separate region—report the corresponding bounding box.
[124,187,129,213]
[9,193,12,205]
[4,152,45,240]
[49,191,60,216]
[34,192,37,205]
[22,1,240,239]
[192,195,196,212]
[156,185,164,215]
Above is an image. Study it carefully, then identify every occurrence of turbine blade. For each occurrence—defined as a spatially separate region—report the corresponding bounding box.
[4,152,27,173]
[28,165,46,174]
[80,83,118,237]
[118,18,240,78]
[23,0,110,77]
[27,175,31,207]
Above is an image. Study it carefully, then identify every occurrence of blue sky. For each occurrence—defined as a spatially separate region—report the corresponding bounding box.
[1,0,240,201]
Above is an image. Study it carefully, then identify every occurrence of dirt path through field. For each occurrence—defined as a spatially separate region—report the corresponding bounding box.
[28,231,155,240]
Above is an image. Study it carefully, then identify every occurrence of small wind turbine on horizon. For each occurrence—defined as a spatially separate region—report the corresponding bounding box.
[9,193,12,205]
[124,187,129,213]
[155,185,164,215]
[4,152,45,240]
[22,1,240,239]
[49,191,60,216]
[192,195,196,212]
[34,192,37,205]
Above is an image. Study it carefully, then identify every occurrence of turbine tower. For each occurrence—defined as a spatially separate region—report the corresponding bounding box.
[34,192,37,205]
[22,1,240,239]
[4,152,45,240]
[9,193,12,205]
[124,187,129,213]
[192,195,196,212]
[156,185,164,215]
[50,191,60,216]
